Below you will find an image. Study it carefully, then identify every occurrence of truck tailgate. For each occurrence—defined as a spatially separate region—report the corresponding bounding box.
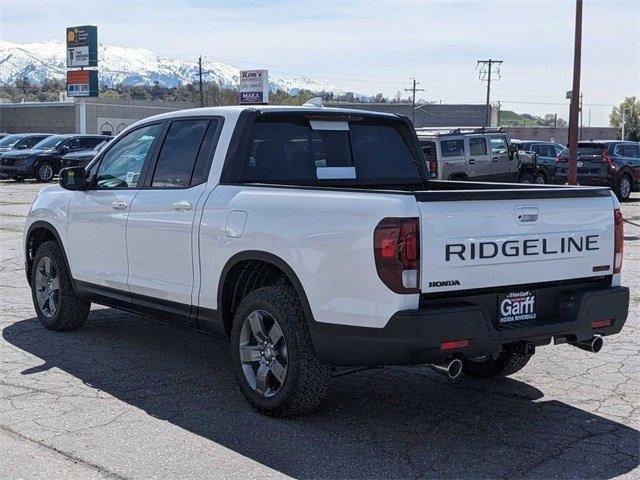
[418,194,615,293]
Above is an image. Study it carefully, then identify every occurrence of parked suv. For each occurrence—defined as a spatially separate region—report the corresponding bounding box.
[518,141,565,184]
[0,134,109,182]
[417,127,540,183]
[61,139,110,169]
[555,141,640,201]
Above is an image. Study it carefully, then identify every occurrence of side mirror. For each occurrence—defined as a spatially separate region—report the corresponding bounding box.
[59,166,89,191]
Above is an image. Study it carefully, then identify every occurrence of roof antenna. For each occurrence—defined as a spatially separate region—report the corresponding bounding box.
[302,97,324,108]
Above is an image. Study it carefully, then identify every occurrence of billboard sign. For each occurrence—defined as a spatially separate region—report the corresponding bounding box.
[239,69,269,104]
[66,25,98,68]
[67,70,98,97]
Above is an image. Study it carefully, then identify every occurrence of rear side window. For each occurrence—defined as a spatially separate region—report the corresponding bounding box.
[80,137,104,149]
[21,136,46,148]
[239,117,420,183]
[151,120,209,188]
[618,144,640,158]
[469,137,487,156]
[440,139,464,157]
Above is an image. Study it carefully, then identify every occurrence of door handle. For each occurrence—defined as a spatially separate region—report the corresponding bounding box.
[468,159,475,164]
[492,157,499,162]
[110,201,128,211]
[172,201,193,212]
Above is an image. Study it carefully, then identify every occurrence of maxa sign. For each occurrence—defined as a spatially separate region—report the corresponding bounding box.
[239,69,269,104]
[67,70,98,97]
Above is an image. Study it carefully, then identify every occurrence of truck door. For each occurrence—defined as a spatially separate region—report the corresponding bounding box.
[489,135,515,182]
[126,118,220,326]
[465,135,492,181]
[66,122,164,292]
[438,136,467,180]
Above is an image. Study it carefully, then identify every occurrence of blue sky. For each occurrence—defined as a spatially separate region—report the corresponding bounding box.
[1,0,638,125]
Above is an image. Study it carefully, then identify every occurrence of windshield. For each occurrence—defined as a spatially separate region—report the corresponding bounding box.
[32,135,67,150]
[0,135,23,148]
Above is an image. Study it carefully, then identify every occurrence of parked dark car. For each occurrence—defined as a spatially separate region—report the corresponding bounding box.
[518,141,564,184]
[555,141,640,201]
[61,139,110,168]
[0,134,110,182]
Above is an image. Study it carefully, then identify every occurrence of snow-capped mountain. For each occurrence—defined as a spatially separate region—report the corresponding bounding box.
[0,39,360,96]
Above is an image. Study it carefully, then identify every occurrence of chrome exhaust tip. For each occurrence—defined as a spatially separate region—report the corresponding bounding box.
[570,336,603,353]
[429,358,463,379]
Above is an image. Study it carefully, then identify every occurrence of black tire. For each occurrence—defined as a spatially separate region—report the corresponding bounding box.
[230,285,330,417]
[35,162,55,182]
[518,172,535,184]
[462,351,531,379]
[534,172,546,184]
[30,241,90,331]
[615,174,632,201]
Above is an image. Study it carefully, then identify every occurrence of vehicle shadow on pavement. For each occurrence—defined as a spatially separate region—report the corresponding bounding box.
[4,310,639,480]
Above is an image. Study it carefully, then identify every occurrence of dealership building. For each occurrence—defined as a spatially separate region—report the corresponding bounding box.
[0,98,618,143]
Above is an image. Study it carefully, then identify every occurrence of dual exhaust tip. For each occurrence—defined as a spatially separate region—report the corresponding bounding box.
[430,336,603,380]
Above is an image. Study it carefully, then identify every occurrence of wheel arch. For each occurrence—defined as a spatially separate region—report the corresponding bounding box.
[217,251,315,337]
[25,221,74,290]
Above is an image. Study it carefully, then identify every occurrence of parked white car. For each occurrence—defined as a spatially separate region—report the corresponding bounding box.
[24,105,629,416]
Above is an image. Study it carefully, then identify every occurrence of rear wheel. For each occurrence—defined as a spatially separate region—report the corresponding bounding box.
[462,351,531,379]
[230,285,330,417]
[616,174,632,201]
[30,241,90,331]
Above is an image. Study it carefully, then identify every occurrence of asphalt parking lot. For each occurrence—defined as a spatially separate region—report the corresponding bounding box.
[0,179,638,480]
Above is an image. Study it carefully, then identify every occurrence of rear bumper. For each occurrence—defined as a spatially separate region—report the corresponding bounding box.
[311,282,629,366]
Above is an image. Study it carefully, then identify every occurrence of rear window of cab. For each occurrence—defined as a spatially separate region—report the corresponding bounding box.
[238,115,422,183]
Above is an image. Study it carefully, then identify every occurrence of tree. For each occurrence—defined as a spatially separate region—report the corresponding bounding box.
[610,97,640,141]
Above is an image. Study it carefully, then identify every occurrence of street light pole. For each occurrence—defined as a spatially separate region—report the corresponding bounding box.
[567,0,583,185]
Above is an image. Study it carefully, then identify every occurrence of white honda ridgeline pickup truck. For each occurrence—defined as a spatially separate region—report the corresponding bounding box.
[24,104,628,416]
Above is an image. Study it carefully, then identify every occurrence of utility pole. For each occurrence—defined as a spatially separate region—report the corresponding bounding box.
[622,108,626,140]
[404,78,424,125]
[567,0,582,185]
[554,113,558,128]
[477,59,503,127]
[198,56,204,108]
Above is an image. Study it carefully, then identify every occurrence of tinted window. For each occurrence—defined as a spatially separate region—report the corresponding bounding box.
[537,144,556,157]
[490,136,508,155]
[95,123,162,189]
[21,136,48,148]
[440,139,464,157]
[240,117,420,182]
[0,135,23,147]
[619,144,639,158]
[80,137,104,149]
[151,120,209,188]
[64,137,83,150]
[469,137,487,156]
[32,135,67,150]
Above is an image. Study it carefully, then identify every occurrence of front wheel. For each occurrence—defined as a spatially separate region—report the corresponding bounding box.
[30,241,91,331]
[616,175,632,201]
[462,351,531,379]
[534,172,546,184]
[230,285,330,417]
[36,162,55,182]
[518,172,534,184]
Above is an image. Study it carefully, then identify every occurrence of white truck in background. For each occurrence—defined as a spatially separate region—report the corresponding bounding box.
[24,105,628,416]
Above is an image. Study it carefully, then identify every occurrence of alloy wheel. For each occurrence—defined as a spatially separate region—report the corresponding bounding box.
[620,177,631,199]
[238,309,288,397]
[34,256,59,317]
[39,164,54,181]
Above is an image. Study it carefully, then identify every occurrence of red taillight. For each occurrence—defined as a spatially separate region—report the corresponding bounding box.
[614,208,623,274]
[429,159,438,178]
[441,339,469,351]
[374,217,420,294]
[592,318,613,329]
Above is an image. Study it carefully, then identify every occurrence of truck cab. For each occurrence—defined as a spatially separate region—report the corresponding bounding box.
[417,127,539,183]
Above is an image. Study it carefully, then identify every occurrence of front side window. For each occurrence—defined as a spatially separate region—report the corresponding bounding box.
[619,144,639,158]
[239,117,420,182]
[64,137,83,150]
[32,135,66,151]
[21,136,48,149]
[440,139,465,157]
[490,136,508,155]
[469,137,487,156]
[0,135,22,148]
[151,120,209,188]
[95,123,162,189]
